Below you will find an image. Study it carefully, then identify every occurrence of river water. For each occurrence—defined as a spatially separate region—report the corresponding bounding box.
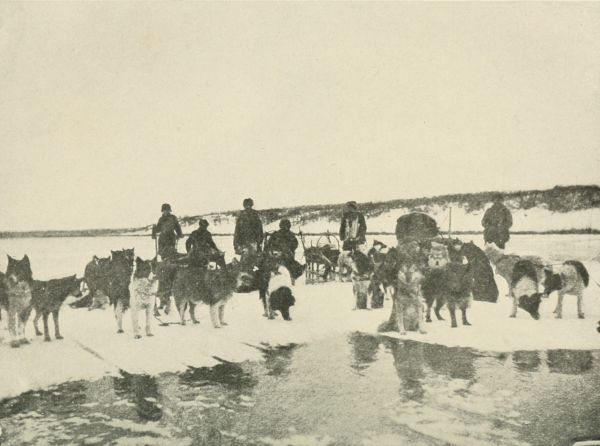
[0,335,599,446]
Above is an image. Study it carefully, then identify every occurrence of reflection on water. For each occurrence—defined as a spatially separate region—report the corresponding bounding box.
[348,332,380,375]
[180,361,258,389]
[1,336,599,446]
[546,349,594,375]
[262,344,297,377]
[387,339,427,401]
[113,373,163,421]
[513,351,542,372]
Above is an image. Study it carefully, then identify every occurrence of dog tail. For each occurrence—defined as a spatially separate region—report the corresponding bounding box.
[565,260,589,287]
[511,260,538,288]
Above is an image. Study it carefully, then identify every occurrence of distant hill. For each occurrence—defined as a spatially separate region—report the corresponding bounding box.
[1,185,599,238]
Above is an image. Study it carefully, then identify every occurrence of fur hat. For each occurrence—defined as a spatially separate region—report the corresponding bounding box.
[345,201,358,210]
[279,219,291,230]
[243,198,254,208]
[492,193,504,202]
[161,203,172,212]
[198,219,209,228]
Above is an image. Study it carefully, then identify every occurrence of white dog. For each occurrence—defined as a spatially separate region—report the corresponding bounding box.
[129,257,158,339]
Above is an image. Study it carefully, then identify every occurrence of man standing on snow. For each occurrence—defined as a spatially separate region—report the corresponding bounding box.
[482,193,513,249]
[337,201,368,281]
[152,203,183,260]
[233,198,264,255]
[339,201,367,252]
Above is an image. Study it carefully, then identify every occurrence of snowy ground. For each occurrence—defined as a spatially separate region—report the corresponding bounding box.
[1,260,599,401]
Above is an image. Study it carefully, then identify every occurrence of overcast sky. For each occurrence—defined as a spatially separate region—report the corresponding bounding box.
[1,2,599,231]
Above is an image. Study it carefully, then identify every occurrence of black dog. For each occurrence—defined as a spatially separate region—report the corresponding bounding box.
[269,287,295,321]
[31,275,83,341]
[458,241,499,303]
[70,255,111,309]
[110,249,135,333]
[422,268,447,323]
[422,242,473,328]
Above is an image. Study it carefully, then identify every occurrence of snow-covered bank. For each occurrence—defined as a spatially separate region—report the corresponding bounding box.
[126,203,600,236]
[1,261,599,401]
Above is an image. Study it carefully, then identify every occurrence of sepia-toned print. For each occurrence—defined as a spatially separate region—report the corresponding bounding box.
[1,3,599,446]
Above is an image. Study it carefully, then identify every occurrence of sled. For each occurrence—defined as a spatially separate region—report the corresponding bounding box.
[301,231,341,283]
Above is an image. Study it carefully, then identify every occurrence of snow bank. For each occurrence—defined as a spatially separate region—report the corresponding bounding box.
[128,204,600,237]
[1,261,599,400]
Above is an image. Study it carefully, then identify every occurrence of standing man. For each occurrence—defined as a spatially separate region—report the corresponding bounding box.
[185,219,226,269]
[233,198,264,255]
[482,193,513,249]
[152,203,183,260]
[338,201,368,280]
[339,201,367,252]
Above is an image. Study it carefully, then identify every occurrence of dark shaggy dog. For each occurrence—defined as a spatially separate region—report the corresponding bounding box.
[85,255,111,309]
[458,242,499,303]
[110,249,135,333]
[368,242,391,309]
[422,268,447,323]
[172,260,254,328]
[543,260,589,319]
[70,255,111,310]
[422,243,473,328]
[3,255,34,347]
[339,250,374,310]
[269,288,295,321]
[422,242,450,323]
[31,275,83,341]
[445,262,474,328]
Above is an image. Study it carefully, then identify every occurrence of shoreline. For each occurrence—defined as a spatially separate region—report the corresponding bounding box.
[1,273,600,401]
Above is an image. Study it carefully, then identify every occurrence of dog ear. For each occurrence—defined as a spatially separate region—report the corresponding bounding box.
[23,255,30,264]
[136,256,142,263]
[7,255,13,263]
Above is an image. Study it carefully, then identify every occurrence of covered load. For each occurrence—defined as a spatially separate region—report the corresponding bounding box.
[395,212,439,241]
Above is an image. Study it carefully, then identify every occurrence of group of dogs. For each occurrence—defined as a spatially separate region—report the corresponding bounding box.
[0,248,297,347]
[341,238,591,335]
[0,237,592,346]
[483,244,589,320]
[0,255,83,347]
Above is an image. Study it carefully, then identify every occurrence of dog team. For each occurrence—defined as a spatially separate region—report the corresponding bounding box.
[339,197,591,336]
[0,196,594,347]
